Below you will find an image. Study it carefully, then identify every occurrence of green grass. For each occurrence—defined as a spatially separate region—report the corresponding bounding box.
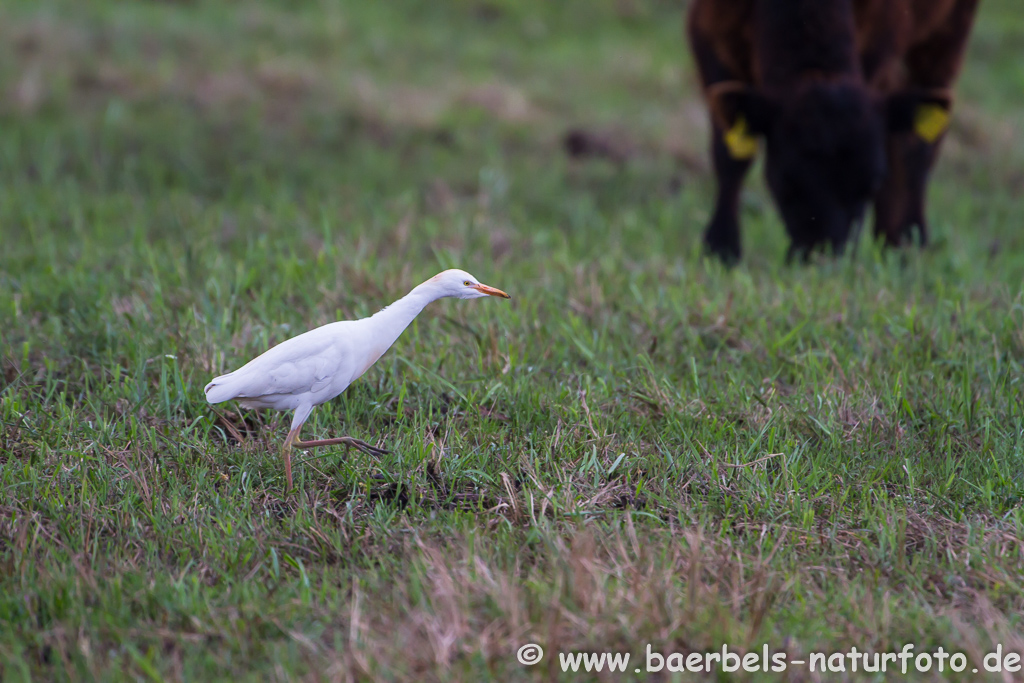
[2,0,1024,680]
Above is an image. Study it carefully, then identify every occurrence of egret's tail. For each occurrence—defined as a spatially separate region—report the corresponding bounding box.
[204,374,238,404]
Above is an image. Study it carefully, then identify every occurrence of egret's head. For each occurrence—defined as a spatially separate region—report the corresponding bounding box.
[427,269,511,300]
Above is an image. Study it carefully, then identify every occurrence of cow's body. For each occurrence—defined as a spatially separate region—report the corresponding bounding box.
[688,0,979,262]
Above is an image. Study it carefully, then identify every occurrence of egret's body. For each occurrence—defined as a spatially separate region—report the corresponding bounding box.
[205,269,510,489]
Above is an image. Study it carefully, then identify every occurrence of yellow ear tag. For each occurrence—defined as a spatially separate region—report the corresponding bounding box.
[724,115,759,159]
[914,103,950,143]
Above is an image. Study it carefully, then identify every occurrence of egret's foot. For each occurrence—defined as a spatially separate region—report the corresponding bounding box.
[294,435,390,458]
[281,429,388,492]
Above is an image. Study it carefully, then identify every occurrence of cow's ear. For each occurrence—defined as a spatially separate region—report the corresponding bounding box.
[708,82,776,159]
[885,89,953,143]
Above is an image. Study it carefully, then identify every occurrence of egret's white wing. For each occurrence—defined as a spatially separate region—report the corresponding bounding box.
[205,322,350,402]
[308,356,334,393]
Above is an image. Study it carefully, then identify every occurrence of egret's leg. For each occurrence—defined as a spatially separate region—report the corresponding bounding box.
[281,427,302,491]
[281,406,314,492]
[292,434,389,458]
[281,405,388,490]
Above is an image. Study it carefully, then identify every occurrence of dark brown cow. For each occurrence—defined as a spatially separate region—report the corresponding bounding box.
[688,0,979,263]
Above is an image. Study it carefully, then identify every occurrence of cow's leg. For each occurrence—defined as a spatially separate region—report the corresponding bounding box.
[874,134,914,246]
[705,131,753,263]
[896,136,942,246]
[687,13,756,264]
[874,0,979,246]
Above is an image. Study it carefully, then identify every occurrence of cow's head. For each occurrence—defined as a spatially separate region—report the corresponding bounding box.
[710,80,951,259]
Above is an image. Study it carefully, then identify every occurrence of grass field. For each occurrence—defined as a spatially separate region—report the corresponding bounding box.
[2,0,1024,680]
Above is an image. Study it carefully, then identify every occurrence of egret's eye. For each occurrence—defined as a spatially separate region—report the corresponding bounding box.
[463,280,473,286]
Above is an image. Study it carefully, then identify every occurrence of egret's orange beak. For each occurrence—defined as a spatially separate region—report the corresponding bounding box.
[473,283,511,299]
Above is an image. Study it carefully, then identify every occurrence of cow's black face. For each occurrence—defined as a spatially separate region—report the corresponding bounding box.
[762,83,886,257]
[708,80,952,261]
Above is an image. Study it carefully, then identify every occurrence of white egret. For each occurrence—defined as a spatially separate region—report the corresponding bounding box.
[205,269,510,490]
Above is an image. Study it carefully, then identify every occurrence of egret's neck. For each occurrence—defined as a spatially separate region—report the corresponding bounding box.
[365,282,443,350]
